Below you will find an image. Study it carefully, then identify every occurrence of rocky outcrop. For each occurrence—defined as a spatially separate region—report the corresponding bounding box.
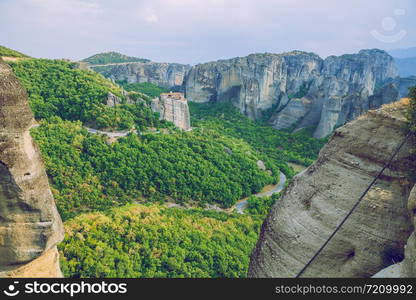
[248,99,416,277]
[185,49,398,138]
[401,186,416,276]
[92,62,191,89]
[0,59,64,277]
[151,92,191,131]
[106,92,123,107]
[368,77,416,108]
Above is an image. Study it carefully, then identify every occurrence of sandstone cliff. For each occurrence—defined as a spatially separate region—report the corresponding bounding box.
[92,61,191,89]
[151,92,191,131]
[185,49,400,138]
[0,59,64,277]
[248,99,415,277]
[401,185,416,276]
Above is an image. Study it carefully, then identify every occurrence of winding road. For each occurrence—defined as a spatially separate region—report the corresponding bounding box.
[234,171,287,214]
[86,127,132,138]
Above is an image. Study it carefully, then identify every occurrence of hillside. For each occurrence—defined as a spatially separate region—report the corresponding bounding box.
[60,204,262,278]
[82,51,150,65]
[0,45,28,58]
[8,58,166,131]
[32,118,277,220]
[189,101,327,177]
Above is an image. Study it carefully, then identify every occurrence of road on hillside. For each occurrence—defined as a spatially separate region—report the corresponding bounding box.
[235,171,287,214]
[86,127,132,138]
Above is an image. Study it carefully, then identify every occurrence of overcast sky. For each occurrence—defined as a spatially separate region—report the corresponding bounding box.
[0,0,415,64]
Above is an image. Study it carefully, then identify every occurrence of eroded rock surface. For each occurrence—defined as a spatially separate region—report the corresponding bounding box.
[0,59,64,277]
[248,99,415,277]
[93,62,191,89]
[185,49,399,138]
[401,186,416,277]
[151,92,191,131]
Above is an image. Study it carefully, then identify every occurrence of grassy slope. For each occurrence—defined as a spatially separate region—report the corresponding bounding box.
[0,45,29,58]
[82,51,150,65]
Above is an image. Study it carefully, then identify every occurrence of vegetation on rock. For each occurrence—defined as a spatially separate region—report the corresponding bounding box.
[9,59,165,130]
[118,81,168,98]
[0,45,28,58]
[82,51,150,65]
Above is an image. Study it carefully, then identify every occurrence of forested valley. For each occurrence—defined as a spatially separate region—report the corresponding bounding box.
[3,48,327,278]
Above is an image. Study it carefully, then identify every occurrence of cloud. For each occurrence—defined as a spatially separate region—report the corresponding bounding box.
[144,14,159,23]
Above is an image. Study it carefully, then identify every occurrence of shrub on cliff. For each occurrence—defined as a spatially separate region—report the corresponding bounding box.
[118,81,168,98]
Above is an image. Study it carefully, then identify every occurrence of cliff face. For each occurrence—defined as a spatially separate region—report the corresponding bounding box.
[92,62,191,89]
[185,49,398,138]
[0,59,64,277]
[401,185,416,277]
[248,99,416,277]
[151,93,191,131]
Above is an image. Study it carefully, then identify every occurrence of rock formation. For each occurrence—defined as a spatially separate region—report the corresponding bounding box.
[401,185,416,276]
[92,61,191,89]
[151,92,191,131]
[185,49,399,138]
[0,59,64,277]
[248,99,416,277]
[91,49,413,138]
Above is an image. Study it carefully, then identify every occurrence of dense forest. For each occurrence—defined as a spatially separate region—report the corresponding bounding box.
[59,204,263,278]
[82,51,150,65]
[118,81,168,98]
[189,101,327,177]
[32,117,277,220]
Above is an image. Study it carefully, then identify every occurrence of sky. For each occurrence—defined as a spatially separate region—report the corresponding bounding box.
[0,0,415,65]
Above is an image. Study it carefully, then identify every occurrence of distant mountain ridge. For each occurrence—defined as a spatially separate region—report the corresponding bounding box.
[388,47,416,58]
[387,47,416,77]
[82,51,150,65]
[394,57,416,77]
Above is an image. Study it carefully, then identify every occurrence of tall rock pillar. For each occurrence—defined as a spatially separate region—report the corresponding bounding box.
[0,59,64,277]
